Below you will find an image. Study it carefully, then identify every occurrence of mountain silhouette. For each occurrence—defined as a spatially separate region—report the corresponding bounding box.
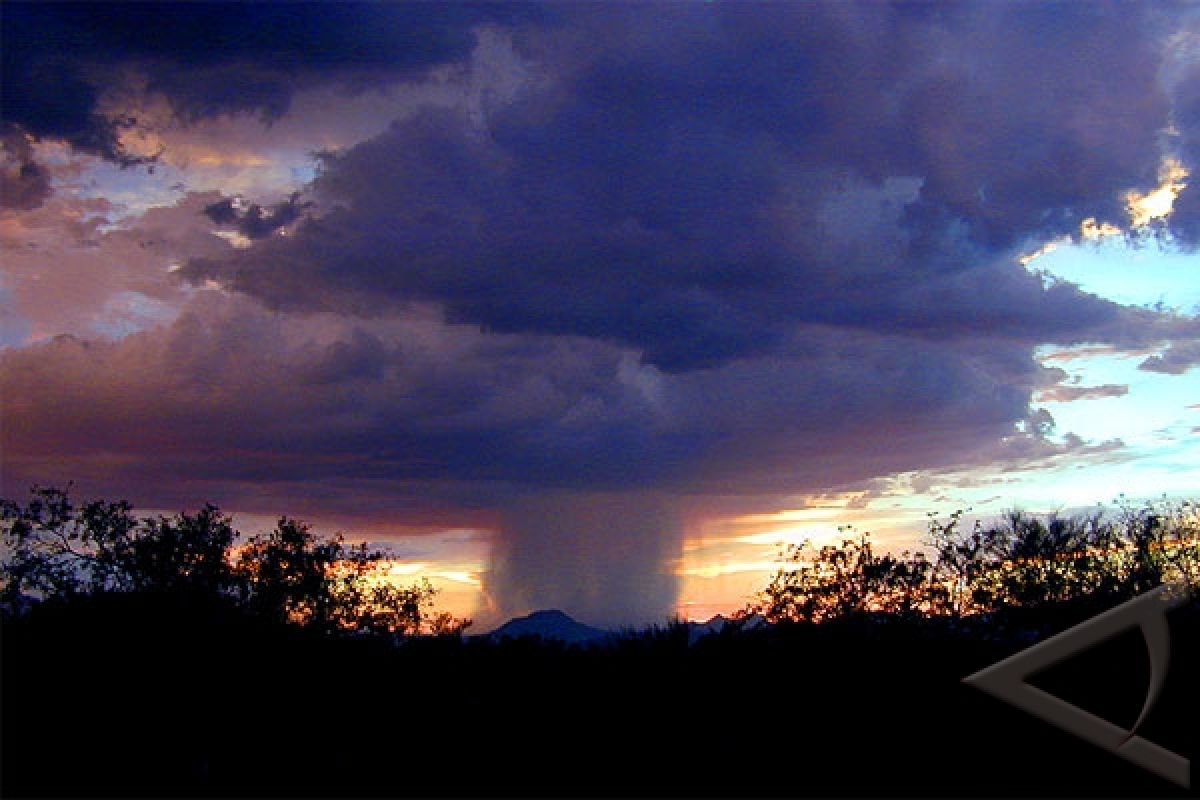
[486,609,611,643]
[486,609,773,645]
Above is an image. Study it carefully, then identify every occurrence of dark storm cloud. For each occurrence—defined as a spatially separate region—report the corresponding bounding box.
[1162,27,1200,246]
[1172,59,1200,163]
[1172,181,1200,248]
[203,193,312,240]
[529,1,1171,246]
[0,292,1034,505]
[0,41,143,166]
[180,134,885,367]
[0,2,545,169]
[0,132,52,210]
[182,3,1190,371]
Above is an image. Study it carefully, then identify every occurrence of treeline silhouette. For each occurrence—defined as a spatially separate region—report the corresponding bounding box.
[752,498,1199,631]
[2,487,1197,798]
[1,486,470,636]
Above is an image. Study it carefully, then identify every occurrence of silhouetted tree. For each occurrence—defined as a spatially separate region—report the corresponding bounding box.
[234,517,470,636]
[754,529,931,624]
[1,485,470,636]
[754,498,1199,626]
[122,505,240,596]
[926,497,1200,615]
[1,487,241,604]
[234,516,346,627]
[1,486,149,603]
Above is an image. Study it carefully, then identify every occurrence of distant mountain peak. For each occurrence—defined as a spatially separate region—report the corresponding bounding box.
[487,609,611,643]
[485,609,771,646]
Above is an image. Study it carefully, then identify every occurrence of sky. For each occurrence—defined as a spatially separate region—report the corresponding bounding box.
[1,2,1198,629]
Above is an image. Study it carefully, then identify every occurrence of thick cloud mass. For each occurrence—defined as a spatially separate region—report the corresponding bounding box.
[0,2,549,203]
[4,2,1199,624]
[203,194,311,240]
[0,292,1047,501]
[0,3,540,154]
[182,3,1187,369]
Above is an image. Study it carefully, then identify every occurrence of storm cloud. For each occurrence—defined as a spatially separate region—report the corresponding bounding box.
[0,2,546,199]
[182,3,1190,369]
[0,291,1045,501]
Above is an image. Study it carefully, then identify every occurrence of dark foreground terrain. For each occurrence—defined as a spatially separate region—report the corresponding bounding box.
[3,592,1196,798]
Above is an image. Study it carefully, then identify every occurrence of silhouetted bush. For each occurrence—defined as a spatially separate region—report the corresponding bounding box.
[753,497,1199,628]
[0,485,470,636]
